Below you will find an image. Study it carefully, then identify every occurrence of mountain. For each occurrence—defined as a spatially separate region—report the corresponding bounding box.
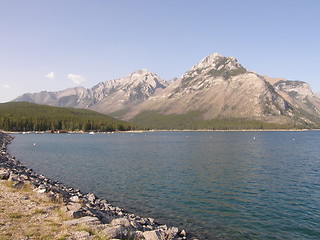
[13,53,320,129]
[262,76,320,122]
[126,53,317,128]
[272,80,320,122]
[0,102,134,132]
[14,69,166,115]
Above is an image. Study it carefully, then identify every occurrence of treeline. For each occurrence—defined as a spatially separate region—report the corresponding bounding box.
[0,102,135,132]
[131,111,308,130]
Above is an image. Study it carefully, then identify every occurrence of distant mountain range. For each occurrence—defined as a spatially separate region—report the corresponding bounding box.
[13,53,320,129]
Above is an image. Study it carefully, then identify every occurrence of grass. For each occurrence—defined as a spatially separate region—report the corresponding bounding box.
[0,180,74,239]
[0,179,140,240]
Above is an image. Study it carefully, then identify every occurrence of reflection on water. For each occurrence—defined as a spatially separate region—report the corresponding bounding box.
[8,131,320,239]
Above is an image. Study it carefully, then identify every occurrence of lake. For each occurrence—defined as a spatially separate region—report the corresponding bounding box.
[8,131,320,239]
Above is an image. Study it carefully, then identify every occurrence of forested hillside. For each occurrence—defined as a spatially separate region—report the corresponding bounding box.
[0,102,134,132]
[131,111,310,130]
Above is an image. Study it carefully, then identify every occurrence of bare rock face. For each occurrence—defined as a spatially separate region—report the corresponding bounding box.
[89,69,167,114]
[273,80,320,121]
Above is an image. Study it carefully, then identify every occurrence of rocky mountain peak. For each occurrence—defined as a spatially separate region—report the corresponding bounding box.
[116,69,160,85]
[190,53,242,72]
[177,53,248,93]
[131,69,149,76]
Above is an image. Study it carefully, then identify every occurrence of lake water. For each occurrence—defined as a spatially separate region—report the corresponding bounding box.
[8,131,320,239]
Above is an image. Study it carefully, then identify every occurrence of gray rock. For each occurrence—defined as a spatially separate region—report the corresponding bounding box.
[34,187,46,194]
[87,193,97,203]
[66,203,87,218]
[102,225,126,239]
[132,231,144,239]
[111,217,131,228]
[143,230,165,240]
[130,220,143,230]
[70,195,81,203]
[8,173,19,182]
[67,203,82,212]
[67,230,92,240]
[88,209,113,224]
[63,216,100,226]
[167,227,179,237]
[0,170,9,180]
[179,229,187,237]
[12,181,24,189]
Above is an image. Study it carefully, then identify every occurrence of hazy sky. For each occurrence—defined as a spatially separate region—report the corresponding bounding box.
[1,0,320,103]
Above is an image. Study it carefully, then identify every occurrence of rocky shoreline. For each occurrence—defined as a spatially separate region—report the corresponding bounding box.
[0,132,190,240]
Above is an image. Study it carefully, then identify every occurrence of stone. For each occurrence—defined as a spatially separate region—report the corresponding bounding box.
[148,217,155,225]
[67,203,82,212]
[66,203,87,218]
[142,230,165,240]
[63,216,100,226]
[87,193,97,203]
[34,188,46,194]
[111,217,131,228]
[0,170,9,180]
[12,181,24,189]
[167,226,179,236]
[102,225,126,239]
[179,229,187,237]
[8,173,19,182]
[88,209,112,224]
[70,195,81,203]
[130,220,143,230]
[132,231,144,239]
[67,230,91,240]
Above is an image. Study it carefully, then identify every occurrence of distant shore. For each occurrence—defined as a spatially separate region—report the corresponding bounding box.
[2,128,319,135]
[0,132,189,240]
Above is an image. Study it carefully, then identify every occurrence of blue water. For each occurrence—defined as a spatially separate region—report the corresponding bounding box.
[8,131,320,239]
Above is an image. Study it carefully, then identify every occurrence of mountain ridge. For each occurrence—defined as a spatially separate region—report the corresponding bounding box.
[13,53,320,129]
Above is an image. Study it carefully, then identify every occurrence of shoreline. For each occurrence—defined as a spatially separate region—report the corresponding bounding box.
[0,132,189,240]
[2,128,319,135]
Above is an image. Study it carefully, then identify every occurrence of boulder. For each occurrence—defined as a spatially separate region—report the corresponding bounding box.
[165,226,179,238]
[111,217,131,228]
[143,230,165,240]
[179,229,187,237]
[87,193,97,203]
[67,230,91,240]
[65,202,88,218]
[0,170,9,180]
[70,195,81,203]
[102,225,126,239]
[63,216,100,226]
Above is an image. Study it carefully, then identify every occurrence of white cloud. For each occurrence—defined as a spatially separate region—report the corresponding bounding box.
[1,84,10,89]
[67,74,86,84]
[45,72,55,79]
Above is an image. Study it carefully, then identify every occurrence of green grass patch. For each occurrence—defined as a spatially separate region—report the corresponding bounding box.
[9,213,23,219]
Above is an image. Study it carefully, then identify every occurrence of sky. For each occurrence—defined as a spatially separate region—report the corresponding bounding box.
[1,0,320,103]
